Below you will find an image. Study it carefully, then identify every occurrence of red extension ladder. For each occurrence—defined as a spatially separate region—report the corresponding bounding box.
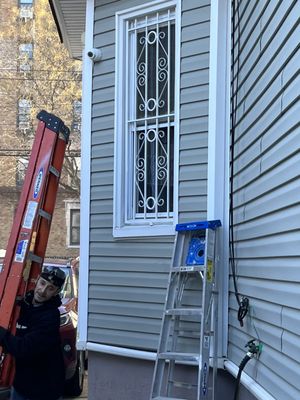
[0,110,70,388]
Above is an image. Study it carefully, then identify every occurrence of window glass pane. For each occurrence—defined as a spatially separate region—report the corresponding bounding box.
[70,209,80,245]
[135,125,173,216]
[136,24,175,120]
[18,99,32,131]
[19,43,33,59]
[72,100,82,132]
[16,158,29,187]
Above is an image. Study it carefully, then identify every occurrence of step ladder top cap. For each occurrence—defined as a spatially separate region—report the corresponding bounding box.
[175,220,221,232]
[37,110,70,140]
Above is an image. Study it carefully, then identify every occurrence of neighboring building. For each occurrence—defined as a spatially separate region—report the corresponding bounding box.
[0,0,81,259]
[51,0,300,399]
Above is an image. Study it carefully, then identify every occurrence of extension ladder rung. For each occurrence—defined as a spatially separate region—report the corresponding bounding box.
[49,165,60,177]
[27,252,43,264]
[158,352,199,362]
[166,307,202,316]
[38,209,52,221]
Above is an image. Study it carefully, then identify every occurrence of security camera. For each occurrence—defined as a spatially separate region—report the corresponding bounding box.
[87,48,102,62]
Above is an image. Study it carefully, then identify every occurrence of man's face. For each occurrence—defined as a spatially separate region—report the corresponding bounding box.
[33,276,60,304]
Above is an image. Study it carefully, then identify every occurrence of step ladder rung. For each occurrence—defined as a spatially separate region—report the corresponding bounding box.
[158,352,199,362]
[172,265,204,273]
[152,397,188,400]
[166,307,202,316]
[169,380,197,389]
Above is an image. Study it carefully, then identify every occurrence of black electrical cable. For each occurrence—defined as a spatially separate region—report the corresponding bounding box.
[230,0,249,326]
[233,353,252,400]
[233,340,262,400]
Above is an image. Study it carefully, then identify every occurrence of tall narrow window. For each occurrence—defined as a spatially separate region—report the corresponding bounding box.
[18,99,32,134]
[66,201,80,247]
[70,209,80,246]
[16,158,29,187]
[19,43,33,71]
[19,0,33,19]
[114,2,179,237]
[72,99,82,133]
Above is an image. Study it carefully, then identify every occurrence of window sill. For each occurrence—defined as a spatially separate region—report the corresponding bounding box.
[113,223,175,238]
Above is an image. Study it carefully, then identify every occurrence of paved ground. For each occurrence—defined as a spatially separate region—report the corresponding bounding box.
[0,372,88,400]
[64,371,88,399]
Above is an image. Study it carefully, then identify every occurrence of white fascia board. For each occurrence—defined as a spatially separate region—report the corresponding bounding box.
[207,0,231,358]
[77,0,94,351]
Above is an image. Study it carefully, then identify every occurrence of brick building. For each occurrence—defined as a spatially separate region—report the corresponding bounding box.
[0,0,81,260]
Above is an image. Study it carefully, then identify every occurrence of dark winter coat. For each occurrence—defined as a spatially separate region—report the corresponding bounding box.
[0,291,65,400]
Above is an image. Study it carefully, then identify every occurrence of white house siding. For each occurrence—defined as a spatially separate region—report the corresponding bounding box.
[89,0,211,351]
[229,1,300,399]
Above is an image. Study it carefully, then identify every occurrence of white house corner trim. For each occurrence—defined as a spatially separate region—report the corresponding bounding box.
[207,0,231,358]
[77,0,94,349]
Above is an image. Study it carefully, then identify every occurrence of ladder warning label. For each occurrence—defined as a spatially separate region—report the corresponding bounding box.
[207,259,213,282]
[203,335,210,348]
[15,240,28,263]
[23,201,38,229]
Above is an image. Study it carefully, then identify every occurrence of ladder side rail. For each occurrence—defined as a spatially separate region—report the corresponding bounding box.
[198,228,216,400]
[211,228,219,400]
[198,229,209,400]
[150,232,185,399]
[166,272,189,397]
[24,130,68,293]
[0,121,46,302]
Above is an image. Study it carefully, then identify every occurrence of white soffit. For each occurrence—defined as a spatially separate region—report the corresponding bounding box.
[51,0,86,59]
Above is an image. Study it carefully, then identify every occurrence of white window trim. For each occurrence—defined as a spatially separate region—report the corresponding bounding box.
[207,0,231,358]
[113,0,180,238]
[65,200,80,248]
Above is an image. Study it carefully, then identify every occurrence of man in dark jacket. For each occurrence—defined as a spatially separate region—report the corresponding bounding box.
[0,266,66,400]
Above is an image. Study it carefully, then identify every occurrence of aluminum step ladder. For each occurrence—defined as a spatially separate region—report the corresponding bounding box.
[150,220,221,400]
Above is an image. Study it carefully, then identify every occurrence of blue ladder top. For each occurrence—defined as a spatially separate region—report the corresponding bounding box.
[176,220,222,232]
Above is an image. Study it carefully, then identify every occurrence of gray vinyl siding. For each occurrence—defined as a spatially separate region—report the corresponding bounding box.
[89,0,210,350]
[179,0,210,222]
[229,1,300,399]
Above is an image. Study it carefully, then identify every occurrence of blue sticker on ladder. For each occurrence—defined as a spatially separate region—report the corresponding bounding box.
[202,362,208,395]
[185,238,205,265]
[33,168,43,199]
